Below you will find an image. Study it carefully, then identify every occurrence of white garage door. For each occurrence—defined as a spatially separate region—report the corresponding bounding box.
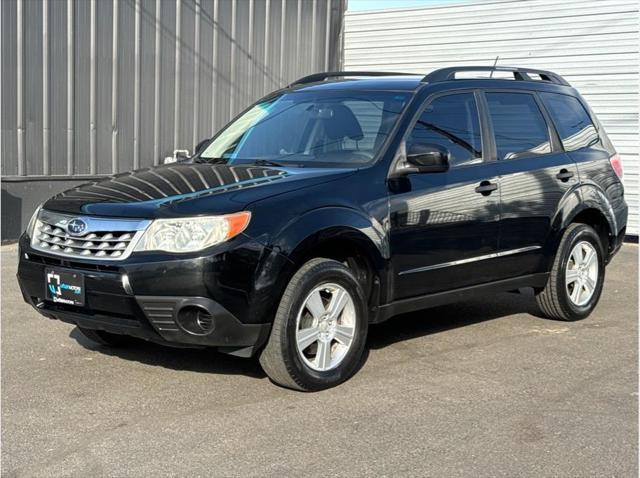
[344,0,639,234]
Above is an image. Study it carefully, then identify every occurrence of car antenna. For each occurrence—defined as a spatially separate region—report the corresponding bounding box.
[489,56,499,78]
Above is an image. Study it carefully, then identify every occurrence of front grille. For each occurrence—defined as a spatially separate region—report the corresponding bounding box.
[31,210,150,261]
[35,224,134,258]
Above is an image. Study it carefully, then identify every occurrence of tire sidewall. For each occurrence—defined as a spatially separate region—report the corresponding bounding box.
[282,262,368,391]
[556,225,605,319]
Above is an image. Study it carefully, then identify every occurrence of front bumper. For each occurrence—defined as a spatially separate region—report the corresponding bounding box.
[17,241,272,357]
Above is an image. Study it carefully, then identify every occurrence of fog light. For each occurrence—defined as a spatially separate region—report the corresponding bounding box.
[176,305,214,335]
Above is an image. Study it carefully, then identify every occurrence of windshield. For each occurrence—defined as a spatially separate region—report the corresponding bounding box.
[198,90,411,167]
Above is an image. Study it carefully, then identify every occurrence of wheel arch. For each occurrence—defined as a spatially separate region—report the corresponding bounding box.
[270,207,390,317]
[546,184,617,269]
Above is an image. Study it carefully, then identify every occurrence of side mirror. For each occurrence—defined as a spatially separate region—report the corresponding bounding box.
[194,139,209,156]
[406,143,450,173]
[163,149,191,164]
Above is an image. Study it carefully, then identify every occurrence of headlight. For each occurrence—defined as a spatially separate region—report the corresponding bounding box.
[135,212,251,253]
[26,204,43,238]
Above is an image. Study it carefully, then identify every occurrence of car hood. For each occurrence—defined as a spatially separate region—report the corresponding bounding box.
[43,162,355,218]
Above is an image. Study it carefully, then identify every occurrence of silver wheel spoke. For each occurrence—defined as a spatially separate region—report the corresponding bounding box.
[583,247,596,268]
[316,340,331,369]
[570,279,582,302]
[578,283,588,304]
[566,241,599,307]
[334,325,354,345]
[571,249,582,267]
[583,276,596,293]
[327,289,349,320]
[297,327,319,351]
[305,290,326,320]
[565,268,579,285]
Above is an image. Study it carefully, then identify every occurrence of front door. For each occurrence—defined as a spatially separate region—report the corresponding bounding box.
[389,92,500,300]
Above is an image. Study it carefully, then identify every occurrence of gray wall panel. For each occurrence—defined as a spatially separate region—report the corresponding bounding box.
[177,0,196,148]
[24,0,44,175]
[251,0,266,104]
[158,0,177,168]
[139,0,158,170]
[73,0,90,175]
[96,0,115,175]
[215,0,233,131]
[1,0,345,240]
[1,1,18,176]
[49,0,70,176]
[116,0,135,174]
[266,0,283,91]
[197,0,215,144]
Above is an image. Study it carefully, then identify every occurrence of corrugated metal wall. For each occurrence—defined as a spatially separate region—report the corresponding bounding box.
[344,0,639,234]
[1,0,346,178]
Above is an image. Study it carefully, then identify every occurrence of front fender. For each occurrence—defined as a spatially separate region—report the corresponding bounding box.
[248,207,391,318]
[273,206,389,262]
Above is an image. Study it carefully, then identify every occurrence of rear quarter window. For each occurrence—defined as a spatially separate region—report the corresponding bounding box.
[540,92,599,151]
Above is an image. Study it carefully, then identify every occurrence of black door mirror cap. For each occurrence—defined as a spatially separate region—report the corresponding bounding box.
[405,143,450,173]
[194,139,210,156]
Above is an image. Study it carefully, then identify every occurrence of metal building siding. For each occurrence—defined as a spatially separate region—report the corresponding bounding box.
[1,0,346,177]
[345,0,639,234]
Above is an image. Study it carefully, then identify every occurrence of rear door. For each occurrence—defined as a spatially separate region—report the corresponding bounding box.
[389,91,501,299]
[483,90,579,279]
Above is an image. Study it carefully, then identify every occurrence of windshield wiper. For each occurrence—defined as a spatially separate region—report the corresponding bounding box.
[193,156,228,164]
[253,159,287,167]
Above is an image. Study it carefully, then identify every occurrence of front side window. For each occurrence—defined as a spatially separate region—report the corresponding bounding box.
[197,91,410,167]
[486,92,551,160]
[407,92,482,167]
[540,93,599,151]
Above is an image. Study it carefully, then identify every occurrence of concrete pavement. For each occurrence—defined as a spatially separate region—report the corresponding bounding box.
[2,243,637,477]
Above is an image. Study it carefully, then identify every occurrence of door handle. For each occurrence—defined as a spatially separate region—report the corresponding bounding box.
[475,181,498,196]
[556,169,575,182]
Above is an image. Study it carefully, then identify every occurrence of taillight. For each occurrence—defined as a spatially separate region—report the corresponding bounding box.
[609,153,623,179]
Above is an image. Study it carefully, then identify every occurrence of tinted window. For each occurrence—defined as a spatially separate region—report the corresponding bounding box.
[408,93,482,166]
[486,92,551,160]
[540,93,599,151]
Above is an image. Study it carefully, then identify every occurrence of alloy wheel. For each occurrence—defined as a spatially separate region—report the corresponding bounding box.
[565,241,599,306]
[295,283,357,372]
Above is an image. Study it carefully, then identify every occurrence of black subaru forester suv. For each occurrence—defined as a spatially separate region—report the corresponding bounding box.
[18,66,627,391]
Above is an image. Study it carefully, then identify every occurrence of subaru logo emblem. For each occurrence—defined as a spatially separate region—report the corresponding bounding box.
[67,218,87,236]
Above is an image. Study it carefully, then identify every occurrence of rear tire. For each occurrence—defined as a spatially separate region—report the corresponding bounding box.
[77,327,138,347]
[259,258,368,391]
[536,223,605,321]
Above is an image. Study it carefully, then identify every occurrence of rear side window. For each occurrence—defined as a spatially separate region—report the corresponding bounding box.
[408,93,482,167]
[540,93,599,151]
[486,92,551,160]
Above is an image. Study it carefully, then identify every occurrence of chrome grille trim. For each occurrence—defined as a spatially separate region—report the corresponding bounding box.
[31,210,151,261]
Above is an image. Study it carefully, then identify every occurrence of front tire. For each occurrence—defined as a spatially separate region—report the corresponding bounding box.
[536,223,605,321]
[259,258,368,391]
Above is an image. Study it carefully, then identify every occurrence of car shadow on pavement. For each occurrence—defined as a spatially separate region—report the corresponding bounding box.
[69,328,267,378]
[368,291,542,350]
[69,291,541,378]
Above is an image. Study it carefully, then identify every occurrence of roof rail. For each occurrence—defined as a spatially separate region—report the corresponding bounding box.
[421,66,570,86]
[288,71,418,87]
